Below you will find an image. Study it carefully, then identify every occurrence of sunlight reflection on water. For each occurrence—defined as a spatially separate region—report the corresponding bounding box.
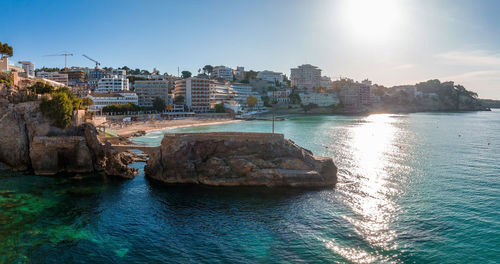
[326,114,404,263]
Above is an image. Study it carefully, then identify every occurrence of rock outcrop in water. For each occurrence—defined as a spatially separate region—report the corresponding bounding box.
[145,132,337,187]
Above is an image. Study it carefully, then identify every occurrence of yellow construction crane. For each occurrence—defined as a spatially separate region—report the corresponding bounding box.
[44,52,74,71]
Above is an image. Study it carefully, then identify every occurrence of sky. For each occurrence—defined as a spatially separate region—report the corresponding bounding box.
[2,0,500,99]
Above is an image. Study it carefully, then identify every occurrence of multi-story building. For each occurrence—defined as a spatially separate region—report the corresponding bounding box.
[87,92,138,111]
[257,70,283,83]
[112,69,126,77]
[233,66,245,81]
[174,77,211,113]
[0,57,24,75]
[210,81,239,108]
[290,64,321,90]
[96,74,129,93]
[338,78,371,112]
[267,88,292,103]
[230,83,264,111]
[36,71,69,86]
[18,61,34,77]
[64,69,86,87]
[134,79,171,107]
[299,92,340,107]
[320,76,332,88]
[87,68,108,90]
[212,65,233,81]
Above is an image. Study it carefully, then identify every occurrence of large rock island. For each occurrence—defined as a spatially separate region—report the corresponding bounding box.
[145,132,337,187]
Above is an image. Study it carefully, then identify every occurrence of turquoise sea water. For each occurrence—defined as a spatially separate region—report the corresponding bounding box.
[1,110,499,263]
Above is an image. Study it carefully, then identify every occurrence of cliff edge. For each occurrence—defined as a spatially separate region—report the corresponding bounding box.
[145,132,337,187]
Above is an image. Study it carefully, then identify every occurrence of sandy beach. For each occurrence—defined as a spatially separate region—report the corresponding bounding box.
[111,118,242,137]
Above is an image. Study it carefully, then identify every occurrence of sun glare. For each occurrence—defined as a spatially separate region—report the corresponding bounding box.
[336,0,404,42]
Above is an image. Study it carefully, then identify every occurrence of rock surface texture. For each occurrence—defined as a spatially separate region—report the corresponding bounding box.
[145,132,337,187]
[0,101,137,178]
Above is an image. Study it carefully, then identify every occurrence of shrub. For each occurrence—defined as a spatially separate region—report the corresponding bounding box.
[214,103,225,113]
[28,82,54,94]
[40,92,74,128]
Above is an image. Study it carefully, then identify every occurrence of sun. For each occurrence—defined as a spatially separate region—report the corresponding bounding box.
[336,0,404,42]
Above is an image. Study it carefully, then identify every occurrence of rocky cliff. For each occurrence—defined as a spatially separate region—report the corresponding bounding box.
[0,100,137,177]
[145,132,337,187]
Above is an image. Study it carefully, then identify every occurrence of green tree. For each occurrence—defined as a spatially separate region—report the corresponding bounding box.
[153,97,166,112]
[0,42,13,57]
[40,92,74,128]
[102,103,140,113]
[214,103,225,113]
[244,70,258,82]
[82,97,93,110]
[203,65,213,75]
[28,82,55,94]
[246,95,258,108]
[181,71,192,78]
[289,92,301,104]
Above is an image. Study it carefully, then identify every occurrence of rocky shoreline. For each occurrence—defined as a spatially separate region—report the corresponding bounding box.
[145,132,337,187]
[0,101,137,178]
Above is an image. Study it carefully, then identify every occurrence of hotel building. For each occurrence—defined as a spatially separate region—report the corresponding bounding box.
[290,64,321,90]
[135,79,172,107]
[174,77,211,113]
[36,71,69,86]
[212,66,233,81]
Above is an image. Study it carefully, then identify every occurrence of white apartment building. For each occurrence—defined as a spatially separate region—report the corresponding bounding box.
[36,71,69,86]
[290,64,321,90]
[96,75,129,92]
[267,88,292,103]
[231,83,264,110]
[87,92,138,111]
[299,92,340,107]
[210,81,235,108]
[174,77,211,113]
[112,69,126,77]
[320,76,332,88]
[212,65,233,81]
[19,61,34,77]
[257,70,284,83]
[134,79,171,107]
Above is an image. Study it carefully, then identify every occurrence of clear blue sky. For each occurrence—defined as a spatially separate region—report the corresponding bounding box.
[2,0,500,99]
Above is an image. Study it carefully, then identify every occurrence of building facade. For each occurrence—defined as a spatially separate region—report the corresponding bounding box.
[320,76,332,88]
[87,92,138,111]
[267,88,292,103]
[87,68,108,90]
[96,74,129,93]
[64,70,86,87]
[134,79,171,107]
[230,83,264,111]
[338,79,371,112]
[18,61,34,77]
[299,92,340,107]
[36,71,69,86]
[257,70,284,83]
[210,81,235,108]
[174,77,211,113]
[290,64,321,90]
[234,66,245,81]
[212,66,233,81]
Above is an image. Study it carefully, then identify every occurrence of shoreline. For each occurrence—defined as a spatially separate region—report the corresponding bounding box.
[114,119,243,137]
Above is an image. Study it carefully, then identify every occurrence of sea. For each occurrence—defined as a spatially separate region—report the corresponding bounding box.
[1,109,499,263]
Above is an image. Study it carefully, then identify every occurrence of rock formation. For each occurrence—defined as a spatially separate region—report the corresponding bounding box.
[145,132,337,187]
[0,101,137,178]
